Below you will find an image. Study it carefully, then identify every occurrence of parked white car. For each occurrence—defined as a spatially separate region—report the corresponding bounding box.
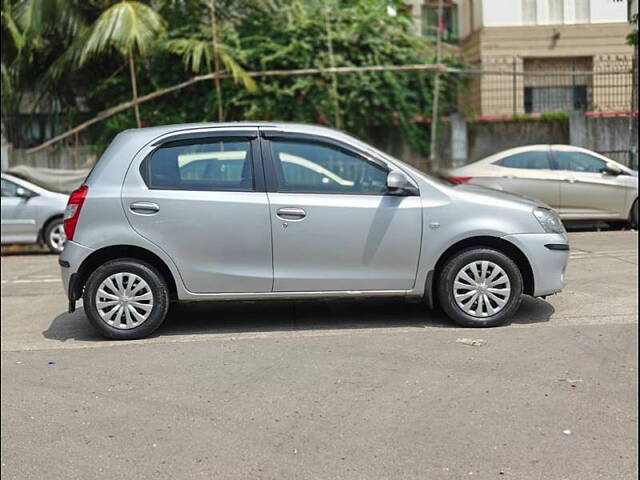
[1,173,69,253]
[447,145,638,227]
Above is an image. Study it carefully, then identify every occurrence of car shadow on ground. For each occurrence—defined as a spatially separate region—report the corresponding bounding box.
[43,296,555,343]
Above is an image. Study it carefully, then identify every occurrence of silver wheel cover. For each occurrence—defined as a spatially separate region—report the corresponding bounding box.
[49,224,66,252]
[453,260,512,318]
[95,272,154,329]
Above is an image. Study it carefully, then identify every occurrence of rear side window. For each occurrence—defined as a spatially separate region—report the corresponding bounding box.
[553,151,606,173]
[1,178,18,196]
[495,151,550,169]
[141,138,254,191]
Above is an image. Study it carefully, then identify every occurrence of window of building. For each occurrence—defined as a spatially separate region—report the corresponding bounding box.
[421,2,458,43]
[523,57,593,113]
[522,0,537,24]
[270,140,388,194]
[548,0,564,23]
[495,151,551,169]
[575,0,590,23]
[141,138,254,191]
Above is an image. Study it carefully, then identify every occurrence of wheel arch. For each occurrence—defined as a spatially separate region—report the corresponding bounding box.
[73,245,178,301]
[430,235,535,306]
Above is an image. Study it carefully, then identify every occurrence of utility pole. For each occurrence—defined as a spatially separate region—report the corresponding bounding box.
[428,0,444,173]
[209,0,223,122]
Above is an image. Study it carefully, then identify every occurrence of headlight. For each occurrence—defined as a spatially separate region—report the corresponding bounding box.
[533,207,565,234]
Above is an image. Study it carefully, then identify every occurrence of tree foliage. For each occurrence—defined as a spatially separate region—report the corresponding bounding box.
[1,0,461,151]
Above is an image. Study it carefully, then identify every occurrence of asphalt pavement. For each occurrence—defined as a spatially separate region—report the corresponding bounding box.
[1,231,638,479]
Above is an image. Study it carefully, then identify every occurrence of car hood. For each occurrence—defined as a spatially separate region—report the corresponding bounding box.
[453,183,552,210]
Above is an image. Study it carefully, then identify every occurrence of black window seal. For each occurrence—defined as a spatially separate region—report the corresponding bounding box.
[259,130,405,196]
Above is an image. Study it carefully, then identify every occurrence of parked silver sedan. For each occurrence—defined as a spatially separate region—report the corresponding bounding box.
[447,145,638,227]
[1,173,69,253]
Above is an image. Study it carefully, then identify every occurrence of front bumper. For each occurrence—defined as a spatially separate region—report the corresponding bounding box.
[503,232,569,297]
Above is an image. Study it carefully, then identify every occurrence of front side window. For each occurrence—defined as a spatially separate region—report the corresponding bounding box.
[495,151,551,169]
[142,138,253,191]
[270,140,388,194]
[1,179,18,197]
[554,151,606,173]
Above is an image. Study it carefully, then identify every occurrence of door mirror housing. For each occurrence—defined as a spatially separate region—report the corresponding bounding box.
[602,164,623,176]
[386,170,417,195]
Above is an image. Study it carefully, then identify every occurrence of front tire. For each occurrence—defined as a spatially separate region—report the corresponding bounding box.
[437,248,523,327]
[83,259,170,339]
[44,218,66,254]
[630,200,638,230]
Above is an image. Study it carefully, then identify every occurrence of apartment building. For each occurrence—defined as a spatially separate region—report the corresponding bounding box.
[407,0,636,116]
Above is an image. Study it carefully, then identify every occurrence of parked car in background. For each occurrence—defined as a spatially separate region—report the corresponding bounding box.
[447,145,638,228]
[1,173,68,253]
[60,123,569,339]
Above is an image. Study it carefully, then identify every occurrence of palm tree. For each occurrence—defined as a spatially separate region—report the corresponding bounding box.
[75,1,166,127]
[166,0,256,121]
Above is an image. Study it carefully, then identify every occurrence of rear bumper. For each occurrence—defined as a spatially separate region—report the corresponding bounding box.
[59,240,94,305]
[503,233,569,297]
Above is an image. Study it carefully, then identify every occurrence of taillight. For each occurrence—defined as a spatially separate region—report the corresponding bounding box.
[448,176,473,184]
[63,185,88,241]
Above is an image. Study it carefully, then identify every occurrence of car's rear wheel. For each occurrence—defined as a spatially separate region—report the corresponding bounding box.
[437,248,523,327]
[44,218,66,254]
[630,199,638,230]
[83,259,169,339]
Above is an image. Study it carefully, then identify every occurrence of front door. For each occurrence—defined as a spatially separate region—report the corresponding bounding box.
[122,130,273,294]
[263,135,422,292]
[552,147,627,218]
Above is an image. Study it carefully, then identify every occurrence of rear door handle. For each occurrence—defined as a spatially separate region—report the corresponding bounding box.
[276,207,306,220]
[562,178,576,183]
[130,201,160,214]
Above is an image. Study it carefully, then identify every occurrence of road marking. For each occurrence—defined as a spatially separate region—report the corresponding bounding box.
[1,278,60,284]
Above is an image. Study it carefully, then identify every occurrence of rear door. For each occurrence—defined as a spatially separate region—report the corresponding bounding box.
[261,131,422,292]
[490,148,562,208]
[122,129,273,294]
[551,147,627,218]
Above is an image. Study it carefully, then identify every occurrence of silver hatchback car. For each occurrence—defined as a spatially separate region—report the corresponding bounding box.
[60,123,569,339]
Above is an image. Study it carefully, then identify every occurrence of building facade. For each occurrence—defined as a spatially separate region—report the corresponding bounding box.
[408,0,636,116]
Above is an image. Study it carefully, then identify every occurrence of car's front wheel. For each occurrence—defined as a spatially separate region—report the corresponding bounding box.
[83,259,170,339]
[437,248,523,327]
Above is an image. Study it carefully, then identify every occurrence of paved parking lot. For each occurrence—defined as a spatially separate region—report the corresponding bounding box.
[1,231,638,479]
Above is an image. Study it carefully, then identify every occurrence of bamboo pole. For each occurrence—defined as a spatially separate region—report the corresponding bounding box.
[27,63,454,153]
[128,49,142,128]
[209,0,223,122]
[325,3,341,128]
[427,0,444,173]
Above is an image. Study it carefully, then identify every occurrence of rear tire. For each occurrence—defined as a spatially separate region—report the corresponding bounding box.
[437,248,523,328]
[83,258,169,340]
[44,218,66,254]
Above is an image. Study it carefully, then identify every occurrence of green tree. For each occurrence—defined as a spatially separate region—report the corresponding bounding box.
[71,1,166,127]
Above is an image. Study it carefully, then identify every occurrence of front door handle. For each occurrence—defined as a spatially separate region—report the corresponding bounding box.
[130,201,160,214]
[276,207,306,220]
[562,178,576,183]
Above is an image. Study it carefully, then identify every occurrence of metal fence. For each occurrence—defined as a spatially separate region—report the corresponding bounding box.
[459,56,637,118]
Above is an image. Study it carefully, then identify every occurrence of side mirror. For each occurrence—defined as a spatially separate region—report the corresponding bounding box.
[387,170,417,195]
[15,187,33,199]
[602,164,622,176]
